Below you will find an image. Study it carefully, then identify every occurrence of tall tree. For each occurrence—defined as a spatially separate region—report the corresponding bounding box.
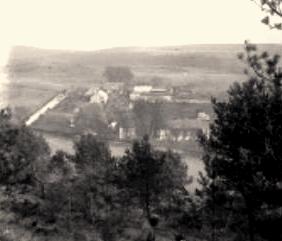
[117,136,189,220]
[72,134,118,224]
[0,108,50,186]
[199,44,282,241]
[0,108,53,234]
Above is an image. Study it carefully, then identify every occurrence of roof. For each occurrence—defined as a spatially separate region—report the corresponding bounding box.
[166,118,209,130]
[133,85,153,93]
[32,111,75,134]
[103,82,125,90]
[151,88,169,92]
[86,82,125,95]
[158,102,213,120]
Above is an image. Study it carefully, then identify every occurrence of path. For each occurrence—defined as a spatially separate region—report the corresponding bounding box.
[25,91,66,126]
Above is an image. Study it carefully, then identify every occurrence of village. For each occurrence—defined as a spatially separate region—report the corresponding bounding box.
[29,79,212,154]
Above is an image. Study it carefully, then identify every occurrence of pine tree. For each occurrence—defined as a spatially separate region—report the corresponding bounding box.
[117,135,189,220]
[199,43,282,241]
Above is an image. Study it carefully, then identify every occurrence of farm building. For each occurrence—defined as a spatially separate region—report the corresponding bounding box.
[117,112,136,140]
[85,87,109,104]
[130,85,173,102]
[156,118,210,142]
[133,85,153,93]
[103,82,125,94]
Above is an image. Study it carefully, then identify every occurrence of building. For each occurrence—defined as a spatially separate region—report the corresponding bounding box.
[130,85,173,102]
[157,118,210,142]
[103,82,125,94]
[118,112,136,140]
[133,85,153,93]
[85,88,109,104]
[197,112,210,121]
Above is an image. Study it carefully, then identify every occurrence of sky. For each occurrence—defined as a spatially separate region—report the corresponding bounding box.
[0,0,281,66]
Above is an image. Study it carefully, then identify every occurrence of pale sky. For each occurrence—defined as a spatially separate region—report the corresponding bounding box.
[0,0,282,65]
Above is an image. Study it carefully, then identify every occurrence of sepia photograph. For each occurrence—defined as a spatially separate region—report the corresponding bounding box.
[0,0,282,240]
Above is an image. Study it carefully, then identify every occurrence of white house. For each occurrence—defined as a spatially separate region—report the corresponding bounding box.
[88,89,109,104]
[130,85,173,102]
[197,112,210,121]
[133,85,153,93]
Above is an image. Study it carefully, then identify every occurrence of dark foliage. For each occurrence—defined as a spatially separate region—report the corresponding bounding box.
[199,43,282,241]
[117,135,189,220]
[132,101,165,137]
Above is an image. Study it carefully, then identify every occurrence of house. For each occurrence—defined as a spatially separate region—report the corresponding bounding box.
[31,111,76,135]
[85,86,99,96]
[130,85,173,102]
[119,127,136,140]
[197,112,210,121]
[86,88,109,104]
[157,118,210,142]
[158,129,171,141]
[130,85,152,101]
[133,85,153,93]
[103,82,125,94]
[118,112,136,140]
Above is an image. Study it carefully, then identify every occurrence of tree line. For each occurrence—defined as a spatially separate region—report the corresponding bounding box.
[0,111,190,240]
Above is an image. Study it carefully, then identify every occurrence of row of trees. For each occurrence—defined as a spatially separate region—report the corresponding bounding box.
[0,110,190,240]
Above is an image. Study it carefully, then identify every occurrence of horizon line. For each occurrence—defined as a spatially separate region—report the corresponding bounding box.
[11,42,282,52]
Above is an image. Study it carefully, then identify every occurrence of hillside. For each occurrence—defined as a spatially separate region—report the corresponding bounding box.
[6,44,282,119]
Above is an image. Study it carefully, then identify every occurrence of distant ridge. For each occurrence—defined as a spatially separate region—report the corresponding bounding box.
[8,44,282,77]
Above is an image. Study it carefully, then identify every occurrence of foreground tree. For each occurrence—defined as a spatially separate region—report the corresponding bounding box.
[72,134,123,230]
[0,108,50,186]
[117,136,189,220]
[0,108,54,235]
[199,44,282,241]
